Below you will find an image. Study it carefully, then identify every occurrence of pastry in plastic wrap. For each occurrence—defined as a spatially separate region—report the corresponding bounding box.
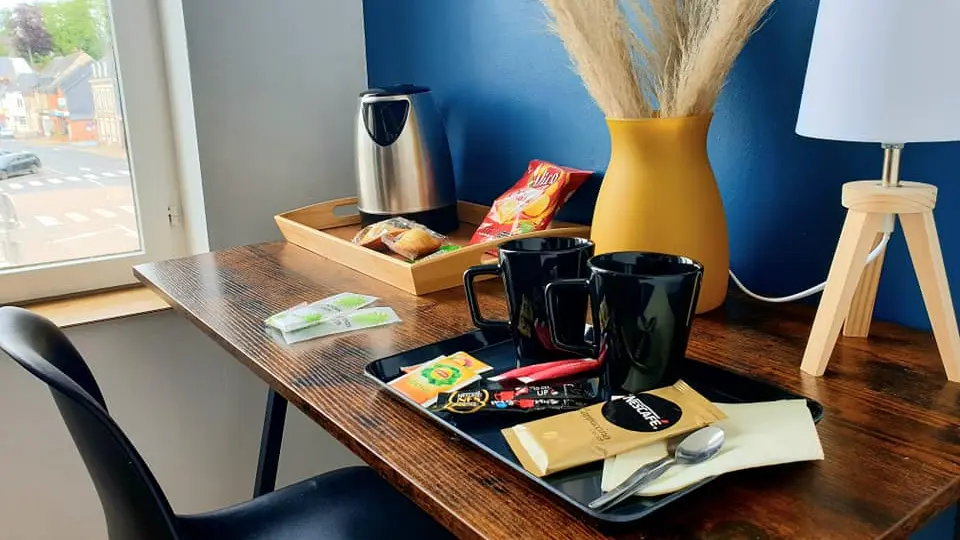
[352,218,414,251]
[384,227,444,261]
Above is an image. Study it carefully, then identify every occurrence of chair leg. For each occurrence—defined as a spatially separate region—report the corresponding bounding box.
[253,389,287,497]
[801,210,886,376]
[843,232,887,338]
[900,211,960,382]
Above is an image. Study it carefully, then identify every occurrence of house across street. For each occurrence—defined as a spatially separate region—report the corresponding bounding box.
[0,47,136,269]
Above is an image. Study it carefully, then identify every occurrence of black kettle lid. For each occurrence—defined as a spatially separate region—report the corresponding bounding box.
[360,84,430,98]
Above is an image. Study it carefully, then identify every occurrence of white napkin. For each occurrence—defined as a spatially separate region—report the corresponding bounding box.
[601,400,823,496]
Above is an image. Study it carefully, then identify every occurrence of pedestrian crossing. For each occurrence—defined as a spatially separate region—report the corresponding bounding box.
[35,215,61,227]
[0,170,131,192]
[23,205,137,228]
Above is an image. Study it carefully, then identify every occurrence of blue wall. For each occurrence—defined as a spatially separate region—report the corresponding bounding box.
[363,5,957,537]
[363,0,960,333]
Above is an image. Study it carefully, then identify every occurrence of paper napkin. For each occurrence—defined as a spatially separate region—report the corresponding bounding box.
[601,399,823,496]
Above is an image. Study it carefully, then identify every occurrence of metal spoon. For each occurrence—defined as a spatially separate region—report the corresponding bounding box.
[588,426,726,512]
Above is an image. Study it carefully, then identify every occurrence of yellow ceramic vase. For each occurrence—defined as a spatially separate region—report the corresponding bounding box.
[591,114,729,313]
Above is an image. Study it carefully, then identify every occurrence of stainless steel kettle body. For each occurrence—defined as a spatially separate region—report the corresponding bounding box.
[355,85,458,233]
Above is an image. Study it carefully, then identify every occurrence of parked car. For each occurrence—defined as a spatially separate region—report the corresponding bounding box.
[0,128,14,140]
[0,152,41,180]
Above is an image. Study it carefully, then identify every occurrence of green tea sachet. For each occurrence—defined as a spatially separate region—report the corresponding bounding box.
[265,293,378,332]
[280,307,400,344]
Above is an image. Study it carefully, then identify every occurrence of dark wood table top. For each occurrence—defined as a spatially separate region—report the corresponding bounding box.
[134,242,960,540]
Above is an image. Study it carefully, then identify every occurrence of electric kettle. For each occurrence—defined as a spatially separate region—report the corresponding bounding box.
[355,85,458,233]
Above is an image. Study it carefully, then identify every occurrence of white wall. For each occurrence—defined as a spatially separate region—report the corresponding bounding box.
[0,312,362,539]
[0,0,368,538]
[181,0,367,250]
[157,0,209,255]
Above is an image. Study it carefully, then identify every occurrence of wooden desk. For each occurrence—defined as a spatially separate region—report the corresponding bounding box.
[135,242,960,540]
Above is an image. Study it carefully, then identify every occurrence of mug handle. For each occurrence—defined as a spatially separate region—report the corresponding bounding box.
[463,264,510,329]
[545,278,597,358]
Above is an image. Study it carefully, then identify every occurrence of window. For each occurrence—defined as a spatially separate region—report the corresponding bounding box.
[0,0,186,303]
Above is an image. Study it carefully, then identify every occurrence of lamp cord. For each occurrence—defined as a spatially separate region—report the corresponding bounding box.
[728,232,891,303]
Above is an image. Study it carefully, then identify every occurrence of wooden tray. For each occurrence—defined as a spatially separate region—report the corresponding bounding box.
[275,197,591,295]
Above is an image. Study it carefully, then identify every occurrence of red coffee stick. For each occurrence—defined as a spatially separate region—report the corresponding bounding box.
[517,359,600,384]
[488,359,589,382]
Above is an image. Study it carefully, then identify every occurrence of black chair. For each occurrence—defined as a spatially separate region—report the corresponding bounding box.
[0,306,453,540]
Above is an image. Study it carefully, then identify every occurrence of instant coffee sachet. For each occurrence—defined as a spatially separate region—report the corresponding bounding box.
[502,381,725,477]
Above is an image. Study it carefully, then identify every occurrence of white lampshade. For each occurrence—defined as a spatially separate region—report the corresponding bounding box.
[796,0,960,144]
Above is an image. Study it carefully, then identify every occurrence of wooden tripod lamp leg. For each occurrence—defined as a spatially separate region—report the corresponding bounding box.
[843,232,888,338]
[801,210,885,376]
[900,211,960,382]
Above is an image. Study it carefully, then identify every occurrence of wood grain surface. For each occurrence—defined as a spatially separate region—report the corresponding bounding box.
[134,242,960,540]
[844,232,887,338]
[24,286,169,327]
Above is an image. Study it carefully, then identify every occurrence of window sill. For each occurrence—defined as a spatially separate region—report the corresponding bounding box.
[23,286,171,328]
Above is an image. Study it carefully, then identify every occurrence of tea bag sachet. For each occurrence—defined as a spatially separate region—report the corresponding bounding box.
[265,293,378,332]
[280,307,401,344]
[502,381,726,477]
[389,352,492,406]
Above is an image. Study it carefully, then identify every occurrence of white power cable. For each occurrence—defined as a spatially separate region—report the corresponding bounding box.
[729,232,891,303]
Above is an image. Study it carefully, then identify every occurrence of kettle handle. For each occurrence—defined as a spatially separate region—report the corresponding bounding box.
[361,98,410,147]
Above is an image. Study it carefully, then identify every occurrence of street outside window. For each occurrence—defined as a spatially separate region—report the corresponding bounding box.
[0,0,136,271]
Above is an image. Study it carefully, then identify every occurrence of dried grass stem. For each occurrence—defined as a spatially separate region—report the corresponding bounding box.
[541,0,772,118]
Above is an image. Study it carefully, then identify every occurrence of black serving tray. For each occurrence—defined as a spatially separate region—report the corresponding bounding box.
[364,328,824,525]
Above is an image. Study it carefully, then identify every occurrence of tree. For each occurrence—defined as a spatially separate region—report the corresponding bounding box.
[0,33,11,58]
[6,4,53,63]
[42,0,106,60]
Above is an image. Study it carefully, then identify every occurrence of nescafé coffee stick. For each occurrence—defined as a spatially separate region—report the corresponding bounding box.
[503,381,726,477]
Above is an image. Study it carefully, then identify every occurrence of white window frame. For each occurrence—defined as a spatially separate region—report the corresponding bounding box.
[0,0,189,304]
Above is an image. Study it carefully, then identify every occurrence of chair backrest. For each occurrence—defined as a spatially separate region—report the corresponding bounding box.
[0,306,181,540]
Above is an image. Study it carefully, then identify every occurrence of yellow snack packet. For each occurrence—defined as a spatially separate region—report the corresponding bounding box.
[389,352,488,406]
[502,381,726,477]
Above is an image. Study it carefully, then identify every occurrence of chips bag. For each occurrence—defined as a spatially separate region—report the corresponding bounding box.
[469,160,591,245]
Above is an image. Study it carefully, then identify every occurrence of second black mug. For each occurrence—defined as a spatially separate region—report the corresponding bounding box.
[464,236,594,365]
[545,252,703,396]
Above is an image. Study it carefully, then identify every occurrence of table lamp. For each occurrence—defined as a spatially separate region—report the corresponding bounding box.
[795,0,960,381]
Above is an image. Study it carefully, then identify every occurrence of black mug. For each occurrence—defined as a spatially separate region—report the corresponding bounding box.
[464,237,594,365]
[545,252,703,396]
